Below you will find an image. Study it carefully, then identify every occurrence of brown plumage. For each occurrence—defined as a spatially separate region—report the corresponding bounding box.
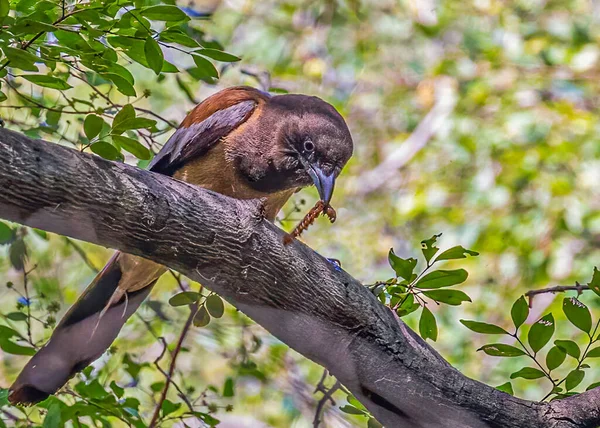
[8,86,353,405]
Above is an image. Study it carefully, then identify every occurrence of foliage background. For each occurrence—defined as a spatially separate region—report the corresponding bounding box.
[1,0,600,426]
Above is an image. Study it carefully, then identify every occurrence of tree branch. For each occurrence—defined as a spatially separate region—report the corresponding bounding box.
[525,284,590,306]
[0,128,599,428]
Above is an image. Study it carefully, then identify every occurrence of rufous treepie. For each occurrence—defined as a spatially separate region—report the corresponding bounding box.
[8,86,354,405]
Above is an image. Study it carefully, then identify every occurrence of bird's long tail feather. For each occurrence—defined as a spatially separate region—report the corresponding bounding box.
[8,252,162,406]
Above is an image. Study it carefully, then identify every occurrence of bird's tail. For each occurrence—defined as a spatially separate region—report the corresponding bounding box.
[8,252,164,405]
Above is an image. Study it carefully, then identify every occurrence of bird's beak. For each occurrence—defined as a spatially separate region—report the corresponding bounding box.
[307,163,335,205]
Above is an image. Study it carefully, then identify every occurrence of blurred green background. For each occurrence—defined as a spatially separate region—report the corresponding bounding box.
[1,0,600,426]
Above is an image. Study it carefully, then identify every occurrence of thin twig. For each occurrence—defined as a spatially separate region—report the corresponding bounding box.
[148,302,198,428]
[525,283,589,307]
[312,369,341,428]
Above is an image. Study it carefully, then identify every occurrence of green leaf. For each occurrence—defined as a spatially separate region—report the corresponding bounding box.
[191,55,219,78]
[193,306,211,327]
[3,47,39,71]
[9,238,26,270]
[168,291,200,307]
[206,295,224,318]
[0,339,36,356]
[196,48,241,62]
[0,90,6,102]
[0,388,8,407]
[477,344,526,357]
[84,114,105,140]
[586,381,600,391]
[528,313,555,353]
[423,289,471,305]
[495,382,513,395]
[435,245,479,261]
[46,109,61,127]
[395,293,420,317]
[90,141,122,161]
[42,402,62,428]
[102,73,137,97]
[554,340,581,359]
[161,399,181,417]
[415,269,468,289]
[0,0,9,19]
[368,417,383,428]
[511,296,529,330]
[112,135,151,160]
[388,249,417,280]
[112,104,135,130]
[588,267,600,297]
[339,405,366,415]
[460,320,508,334]
[546,346,566,371]
[420,233,441,262]
[563,297,592,334]
[6,312,27,321]
[110,381,124,398]
[112,118,156,135]
[585,347,600,358]
[565,369,585,391]
[0,221,13,244]
[141,5,189,22]
[223,377,234,397]
[21,75,71,90]
[159,28,200,47]
[510,367,546,380]
[144,37,164,75]
[419,306,437,341]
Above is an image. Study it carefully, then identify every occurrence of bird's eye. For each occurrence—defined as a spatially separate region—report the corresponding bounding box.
[303,140,315,152]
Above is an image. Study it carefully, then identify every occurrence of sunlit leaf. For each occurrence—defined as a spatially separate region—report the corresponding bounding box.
[168,291,200,307]
[419,305,437,341]
[112,135,151,160]
[511,296,529,330]
[478,344,526,357]
[496,382,513,395]
[562,297,592,334]
[206,295,225,318]
[546,346,566,371]
[420,233,441,262]
[510,367,545,380]
[528,313,555,353]
[565,369,585,391]
[460,320,508,334]
[141,5,189,22]
[588,267,600,297]
[435,245,479,261]
[144,37,164,75]
[554,340,580,359]
[84,114,105,140]
[388,249,417,280]
[21,74,71,90]
[423,289,471,305]
[90,141,122,161]
[0,221,13,244]
[196,48,241,62]
[193,306,211,327]
[415,269,468,289]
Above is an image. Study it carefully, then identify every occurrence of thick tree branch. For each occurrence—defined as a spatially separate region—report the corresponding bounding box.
[0,128,599,428]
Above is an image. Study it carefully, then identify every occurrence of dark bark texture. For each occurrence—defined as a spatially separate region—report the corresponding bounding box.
[0,128,598,428]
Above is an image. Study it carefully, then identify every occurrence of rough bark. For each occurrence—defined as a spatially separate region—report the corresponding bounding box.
[0,128,598,428]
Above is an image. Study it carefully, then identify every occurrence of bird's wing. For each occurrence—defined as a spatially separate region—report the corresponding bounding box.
[8,86,272,405]
[149,86,270,175]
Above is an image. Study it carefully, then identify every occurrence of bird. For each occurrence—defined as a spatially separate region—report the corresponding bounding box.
[8,86,354,405]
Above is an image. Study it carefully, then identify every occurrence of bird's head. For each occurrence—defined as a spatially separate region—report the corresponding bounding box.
[237,93,353,204]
